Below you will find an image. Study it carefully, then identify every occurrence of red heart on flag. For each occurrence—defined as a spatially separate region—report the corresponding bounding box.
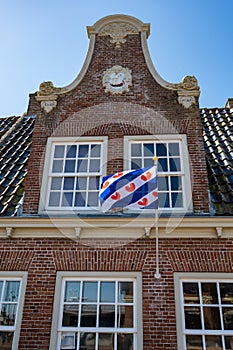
[125,183,135,192]
[141,171,152,181]
[102,181,109,189]
[152,191,158,197]
[111,192,120,200]
[113,172,123,178]
[138,198,148,206]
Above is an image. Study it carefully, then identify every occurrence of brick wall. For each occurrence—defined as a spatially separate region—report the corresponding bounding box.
[24,32,209,214]
[1,237,232,349]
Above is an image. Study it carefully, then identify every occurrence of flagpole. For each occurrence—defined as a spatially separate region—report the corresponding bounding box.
[153,157,161,279]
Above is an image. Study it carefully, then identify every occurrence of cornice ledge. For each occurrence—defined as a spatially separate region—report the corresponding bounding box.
[141,31,200,108]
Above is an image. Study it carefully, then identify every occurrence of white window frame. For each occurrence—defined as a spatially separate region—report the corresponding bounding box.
[0,272,27,350]
[124,134,193,213]
[39,136,108,214]
[49,271,143,350]
[174,272,233,350]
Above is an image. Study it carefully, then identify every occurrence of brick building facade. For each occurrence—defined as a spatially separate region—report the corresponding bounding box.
[0,14,233,350]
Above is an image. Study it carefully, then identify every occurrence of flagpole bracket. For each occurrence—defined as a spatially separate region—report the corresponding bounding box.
[144,227,152,238]
[75,227,82,238]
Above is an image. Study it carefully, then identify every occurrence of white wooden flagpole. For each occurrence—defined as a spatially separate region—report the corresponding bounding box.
[153,157,161,279]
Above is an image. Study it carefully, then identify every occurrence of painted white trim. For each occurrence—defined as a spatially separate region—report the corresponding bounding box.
[174,272,233,350]
[38,136,108,214]
[0,272,28,350]
[49,271,142,350]
[124,134,193,213]
[0,216,233,239]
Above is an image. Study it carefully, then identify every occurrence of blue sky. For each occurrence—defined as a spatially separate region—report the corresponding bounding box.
[0,0,232,116]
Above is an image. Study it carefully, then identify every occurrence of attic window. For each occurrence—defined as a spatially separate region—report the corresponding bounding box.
[39,137,107,213]
[124,135,193,212]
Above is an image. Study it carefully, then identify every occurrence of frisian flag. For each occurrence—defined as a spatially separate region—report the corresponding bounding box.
[99,164,158,212]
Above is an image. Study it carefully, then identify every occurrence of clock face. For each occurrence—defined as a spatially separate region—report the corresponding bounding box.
[102,65,132,94]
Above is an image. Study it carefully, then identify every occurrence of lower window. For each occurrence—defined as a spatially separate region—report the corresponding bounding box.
[0,273,27,350]
[175,273,233,350]
[50,272,142,350]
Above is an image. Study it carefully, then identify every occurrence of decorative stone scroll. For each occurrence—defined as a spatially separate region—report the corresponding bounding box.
[36,81,61,113]
[102,65,132,94]
[99,23,138,48]
[176,76,200,108]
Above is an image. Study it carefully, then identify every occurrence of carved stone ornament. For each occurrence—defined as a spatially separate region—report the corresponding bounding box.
[99,23,138,48]
[36,81,61,113]
[178,95,196,109]
[102,65,132,94]
[180,76,199,90]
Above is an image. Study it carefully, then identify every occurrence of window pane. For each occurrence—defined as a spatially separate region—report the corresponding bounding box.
[90,144,101,157]
[80,304,97,327]
[158,176,168,191]
[203,307,221,330]
[0,282,2,298]
[89,177,99,191]
[99,333,113,350]
[186,335,203,350]
[64,282,80,302]
[184,306,202,329]
[0,332,13,350]
[3,281,20,301]
[100,282,115,303]
[66,145,77,158]
[82,282,97,302]
[201,283,218,304]
[223,307,233,330]
[49,192,60,206]
[225,336,233,350]
[61,193,73,207]
[76,177,87,190]
[63,177,75,190]
[156,143,167,156]
[131,159,142,169]
[51,177,62,190]
[158,192,170,208]
[118,306,133,328]
[131,143,141,157]
[87,193,99,207]
[78,145,89,158]
[62,305,79,327]
[169,143,180,156]
[74,192,85,207]
[144,158,154,168]
[171,176,182,191]
[89,159,100,172]
[80,332,95,349]
[158,158,168,172]
[118,282,133,303]
[220,283,233,304]
[61,332,76,349]
[143,143,154,157]
[117,334,133,349]
[183,283,200,304]
[169,158,181,172]
[52,160,63,173]
[0,304,17,326]
[54,145,65,158]
[64,160,75,173]
[205,335,223,349]
[172,192,183,207]
[99,305,115,327]
[77,160,88,172]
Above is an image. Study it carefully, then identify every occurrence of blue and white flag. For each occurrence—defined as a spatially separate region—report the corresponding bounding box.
[99,165,158,212]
